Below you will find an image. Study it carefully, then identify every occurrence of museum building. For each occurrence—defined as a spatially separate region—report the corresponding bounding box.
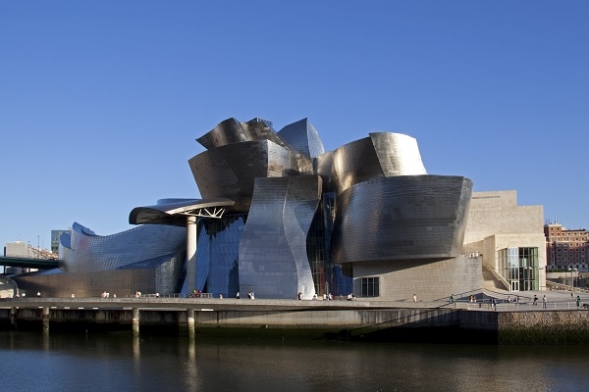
[12,117,545,300]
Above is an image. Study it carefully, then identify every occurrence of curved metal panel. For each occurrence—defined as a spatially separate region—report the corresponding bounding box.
[277,118,325,159]
[330,132,428,196]
[239,175,321,299]
[197,117,292,151]
[369,132,427,176]
[188,140,299,212]
[331,175,473,263]
[331,137,385,195]
[196,118,248,149]
[60,222,186,273]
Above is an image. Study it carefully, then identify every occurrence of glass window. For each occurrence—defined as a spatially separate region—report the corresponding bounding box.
[361,277,379,297]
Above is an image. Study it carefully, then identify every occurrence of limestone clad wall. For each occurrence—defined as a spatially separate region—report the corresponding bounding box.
[352,256,482,302]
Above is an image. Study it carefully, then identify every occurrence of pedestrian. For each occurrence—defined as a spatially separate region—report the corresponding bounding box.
[543,295,547,309]
[312,294,317,300]
[236,291,240,299]
[37,292,41,297]
[250,292,255,300]
[413,294,417,303]
[576,295,581,309]
[533,295,538,305]
[219,293,223,299]
[297,292,302,300]
[247,292,252,299]
[449,294,454,303]
[491,298,496,311]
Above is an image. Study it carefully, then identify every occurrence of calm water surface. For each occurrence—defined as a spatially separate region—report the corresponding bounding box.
[1,331,588,392]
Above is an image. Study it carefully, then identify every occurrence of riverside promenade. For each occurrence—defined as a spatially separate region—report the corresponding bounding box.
[2,293,589,344]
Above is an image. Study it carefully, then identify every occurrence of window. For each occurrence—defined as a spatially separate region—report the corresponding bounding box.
[361,277,380,297]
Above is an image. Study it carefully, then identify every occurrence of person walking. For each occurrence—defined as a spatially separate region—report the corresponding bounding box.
[533,295,538,306]
[576,295,581,309]
[543,295,547,309]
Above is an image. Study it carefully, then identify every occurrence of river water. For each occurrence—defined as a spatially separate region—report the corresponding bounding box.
[1,331,588,392]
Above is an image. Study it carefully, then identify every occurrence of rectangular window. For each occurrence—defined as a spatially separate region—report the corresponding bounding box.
[361,277,380,297]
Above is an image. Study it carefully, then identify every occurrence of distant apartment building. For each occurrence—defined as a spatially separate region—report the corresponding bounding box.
[544,223,588,272]
[51,229,70,254]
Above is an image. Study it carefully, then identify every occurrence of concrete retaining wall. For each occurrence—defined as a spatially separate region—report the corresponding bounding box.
[3,304,589,344]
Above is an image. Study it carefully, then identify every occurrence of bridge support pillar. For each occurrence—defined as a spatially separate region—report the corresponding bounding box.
[187,309,195,338]
[132,308,140,337]
[10,307,17,329]
[42,307,50,334]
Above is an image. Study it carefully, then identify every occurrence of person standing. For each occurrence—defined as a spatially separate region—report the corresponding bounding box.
[413,294,417,303]
[533,295,538,306]
[543,295,547,309]
[576,295,581,309]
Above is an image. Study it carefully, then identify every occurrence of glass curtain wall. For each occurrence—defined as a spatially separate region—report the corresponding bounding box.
[498,247,539,291]
[195,214,245,297]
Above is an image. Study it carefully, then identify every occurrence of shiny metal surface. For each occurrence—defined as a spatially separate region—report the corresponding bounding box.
[197,117,290,151]
[189,140,299,212]
[330,133,427,195]
[60,222,185,273]
[331,175,473,263]
[369,132,427,177]
[239,175,321,299]
[277,118,325,159]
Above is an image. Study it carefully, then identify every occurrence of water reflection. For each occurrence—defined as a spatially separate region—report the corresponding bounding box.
[0,331,588,392]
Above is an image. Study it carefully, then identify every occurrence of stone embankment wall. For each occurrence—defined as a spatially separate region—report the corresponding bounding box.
[2,301,589,344]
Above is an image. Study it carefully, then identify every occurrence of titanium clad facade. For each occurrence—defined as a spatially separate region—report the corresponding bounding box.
[239,175,321,299]
[277,118,325,159]
[197,117,288,151]
[60,222,185,273]
[188,140,299,212]
[369,133,427,177]
[330,134,427,196]
[331,175,473,263]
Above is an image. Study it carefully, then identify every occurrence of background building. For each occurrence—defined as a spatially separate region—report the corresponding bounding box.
[544,223,588,272]
[51,229,70,254]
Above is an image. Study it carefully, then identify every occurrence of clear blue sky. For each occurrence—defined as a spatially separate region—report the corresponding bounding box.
[1,1,588,250]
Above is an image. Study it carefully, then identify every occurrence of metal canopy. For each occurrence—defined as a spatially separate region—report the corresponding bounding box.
[129,198,235,226]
